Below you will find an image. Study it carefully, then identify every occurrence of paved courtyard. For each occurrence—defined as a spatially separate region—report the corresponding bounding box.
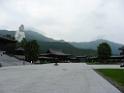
[89,64,124,69]
[0,63,121,93]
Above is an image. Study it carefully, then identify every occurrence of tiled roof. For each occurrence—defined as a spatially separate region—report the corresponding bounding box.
[47,49,71,56]
[0,35,17,42]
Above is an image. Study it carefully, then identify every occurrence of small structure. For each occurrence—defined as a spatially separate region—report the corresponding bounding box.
[0,35,17,52]
[119,46,124,56]
[39,49,71,63]
[88,56,124,63]
[119,46,124,63]
[76,56,87,62]
[15,47,25,55]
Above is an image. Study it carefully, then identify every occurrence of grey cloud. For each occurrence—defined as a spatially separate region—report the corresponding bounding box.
[0,0,124,44]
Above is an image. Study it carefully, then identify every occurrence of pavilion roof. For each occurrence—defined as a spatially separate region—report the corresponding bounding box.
[47,49,71,56]
[15,47,25,51]
[0,35,17,43]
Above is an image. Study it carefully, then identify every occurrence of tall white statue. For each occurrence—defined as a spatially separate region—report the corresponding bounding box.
[15,25,25,42]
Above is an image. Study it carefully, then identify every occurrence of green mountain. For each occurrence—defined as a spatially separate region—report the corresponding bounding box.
[37,41,96,56]
[24,30,55,42]
[24,30,96,56]
[0,30,15,37]
[70,39,123,55]
[0,29,123,55]
[0,29,96,56]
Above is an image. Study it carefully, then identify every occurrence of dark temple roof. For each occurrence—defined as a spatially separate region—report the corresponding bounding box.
[47,49,71,56]
[0,35,17,43]
[15,47,25,51]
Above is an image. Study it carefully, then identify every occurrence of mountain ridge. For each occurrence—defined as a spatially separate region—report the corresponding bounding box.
[0,29,96,56]
[70,39,123,55]
[24,30,56,42]
[0,29,123,55]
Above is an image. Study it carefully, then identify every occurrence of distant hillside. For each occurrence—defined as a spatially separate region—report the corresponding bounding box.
[0,30,15,37]
[70,39,123,55]
[24,30,96,56]
[0,29,55,42]
[37,41,96,56]
[24,30,56,42]
[0,29,123,55]
[0,29,96,56]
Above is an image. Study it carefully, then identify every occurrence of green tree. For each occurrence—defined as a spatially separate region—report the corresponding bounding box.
[20,38,27,48]
[25,40,39,63]
[97,42,112,63]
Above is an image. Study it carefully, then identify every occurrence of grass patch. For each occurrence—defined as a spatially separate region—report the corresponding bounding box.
[96,69,124,86]
[96,69,124,92]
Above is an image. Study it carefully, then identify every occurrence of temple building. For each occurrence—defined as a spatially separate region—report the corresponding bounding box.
[14,47,25,55]
[39,49,71,63]
[119,46,124,56]
[0,35,17,52]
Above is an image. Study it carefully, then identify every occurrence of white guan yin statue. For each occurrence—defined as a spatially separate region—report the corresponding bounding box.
[15,25,25,42]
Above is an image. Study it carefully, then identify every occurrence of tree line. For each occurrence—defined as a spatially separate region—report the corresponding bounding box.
[20,39,112,63]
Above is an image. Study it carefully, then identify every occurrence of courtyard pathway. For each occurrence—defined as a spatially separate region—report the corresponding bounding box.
[89,64,124,69]
[0,63,121,93]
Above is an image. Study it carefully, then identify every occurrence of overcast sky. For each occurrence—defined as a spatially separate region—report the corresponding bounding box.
[0,0,124,43]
